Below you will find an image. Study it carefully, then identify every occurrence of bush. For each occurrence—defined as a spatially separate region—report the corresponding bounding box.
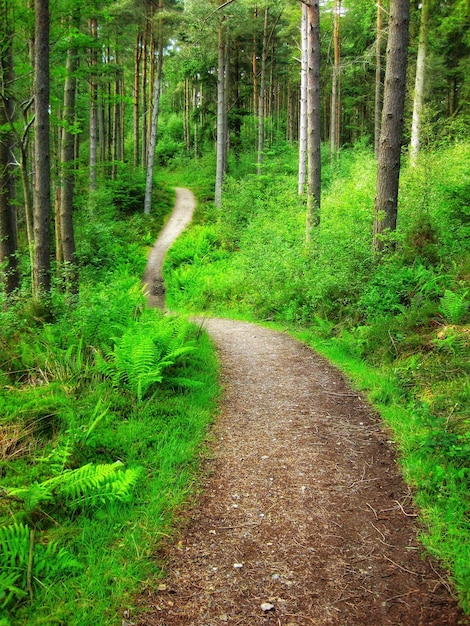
[104,168,146,215]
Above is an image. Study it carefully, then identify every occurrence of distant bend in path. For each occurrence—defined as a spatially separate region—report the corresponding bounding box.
[142,187,195,309]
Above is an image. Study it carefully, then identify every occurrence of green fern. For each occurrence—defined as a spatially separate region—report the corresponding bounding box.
[45,461,142,508]
[0,522,29,608]
[439,289,469,324]
[0,523,82,609]
[7,481,54,511]
[96,315,196,402]
[8,461,142,511]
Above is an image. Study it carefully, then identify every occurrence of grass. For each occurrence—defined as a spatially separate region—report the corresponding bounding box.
[9,327,218,626]
[0,179,220,626]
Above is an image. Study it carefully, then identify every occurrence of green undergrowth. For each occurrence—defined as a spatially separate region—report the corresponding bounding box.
[164,140,470,611]
[0,177,219,625]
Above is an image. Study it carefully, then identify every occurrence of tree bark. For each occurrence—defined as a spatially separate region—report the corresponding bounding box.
[33,0,51,299]
[0,0,19,298]
[306,0,321,238]
[374,0,384,159]
[298,1,307,194]
[232,41,241,158]
[184,76,190,153]
[252,7,258,119]
[223,39,230,175]
[89,16,98,192]
[330,0,341,155]
[144,0,164,215]
[257,6,269,176]
[141,11,150,169]
[215,20,225,208]
[373,0,410,252]
[134,30,143,168]
[410,0,429,166]
[59,10,80,297]
[193,81,198,158]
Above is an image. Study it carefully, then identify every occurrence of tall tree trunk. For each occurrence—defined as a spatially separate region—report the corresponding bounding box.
[184,76,190,153]
[215,20,225,208]
[54,187,62,269]
[89,17,98,192]
[257,6,269,176]
[144,0,164,216]
[147,5,156,154]
[59,10,79,297]
[223,37,230,174]
[373,0,410,252]
[98,89,106,164]
[112,57,124,177]
[252,7,258,119]
[16,114,34,276]
[27,0,35,275]
[134,31,143,167]
[193,81,198,158]
[232,41,241,158]
[374,0,384,158]
[33,0,51,298]
[410,0,429,166]
[198,80,204,155]
[268,36,274,122]
[106,52,113,168]
[141,14,150,169]
[330,0,341,155]
[120,68,125,163]
[298,1,308,194]
[306,0,321,238]
[0,0,19,298]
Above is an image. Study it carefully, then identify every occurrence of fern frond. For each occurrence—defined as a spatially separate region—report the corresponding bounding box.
[1,524,45,607]
[44,461,119,498]
[96,314,196,402]
[83,466,142,506]
[33,542,82,579]
[84,398,110,440]
[8,481,55,511]
[167,376,204,390]
[43,461,142,509]
[439,289,469,325]
[7,462,142,513]
[0,522,82,609]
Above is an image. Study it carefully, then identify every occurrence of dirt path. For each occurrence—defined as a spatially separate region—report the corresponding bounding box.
[142,187,196,309]
[138,190,467,625]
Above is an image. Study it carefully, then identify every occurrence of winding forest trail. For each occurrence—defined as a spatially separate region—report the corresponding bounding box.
[138,189,467,625]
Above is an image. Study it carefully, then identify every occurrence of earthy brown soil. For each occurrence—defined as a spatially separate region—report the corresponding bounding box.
[136,190,468,626]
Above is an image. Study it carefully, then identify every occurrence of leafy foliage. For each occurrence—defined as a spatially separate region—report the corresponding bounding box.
[0,177,217,624]
[0,523,82,609]
[439,289,469,325]
[96,314,196,402]
[8,461,142,512]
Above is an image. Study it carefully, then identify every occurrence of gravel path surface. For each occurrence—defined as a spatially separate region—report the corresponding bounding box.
[137,190,467,625]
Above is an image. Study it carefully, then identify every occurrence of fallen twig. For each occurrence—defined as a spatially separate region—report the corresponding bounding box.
[27,528,35,603]
[394,499,418,517]
[383,555,421,576]
[366,502,378,520]
[371,522,394,547]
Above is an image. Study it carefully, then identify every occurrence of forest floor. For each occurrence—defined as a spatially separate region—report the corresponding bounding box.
[136,189,468,625]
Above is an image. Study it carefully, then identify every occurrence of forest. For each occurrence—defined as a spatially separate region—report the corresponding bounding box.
[0,0,469,623]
